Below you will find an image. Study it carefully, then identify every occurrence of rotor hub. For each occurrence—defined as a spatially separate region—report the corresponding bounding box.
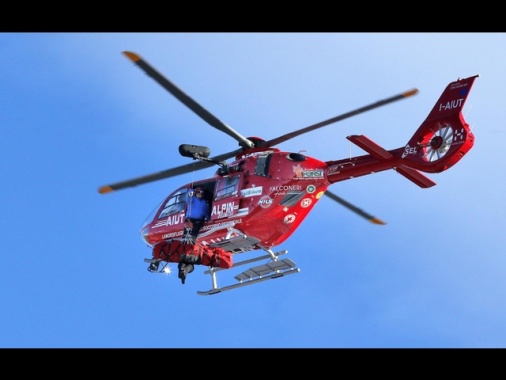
[430,135,444,150]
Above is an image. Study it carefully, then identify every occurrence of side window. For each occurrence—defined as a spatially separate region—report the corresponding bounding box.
[279,191,305,207]
[158,188,188,219]
[214,175,240,201]
[254,153,272,176]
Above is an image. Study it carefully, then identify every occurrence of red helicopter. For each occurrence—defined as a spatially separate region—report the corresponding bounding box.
[98,51,478,295]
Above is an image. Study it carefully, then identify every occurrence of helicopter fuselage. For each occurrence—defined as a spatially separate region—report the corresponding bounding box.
[140,147,330,250]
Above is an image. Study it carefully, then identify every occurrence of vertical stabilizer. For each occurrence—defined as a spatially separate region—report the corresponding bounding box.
[400,75,478,173]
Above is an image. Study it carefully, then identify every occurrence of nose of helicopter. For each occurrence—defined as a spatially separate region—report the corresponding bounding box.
[140,226,150,244]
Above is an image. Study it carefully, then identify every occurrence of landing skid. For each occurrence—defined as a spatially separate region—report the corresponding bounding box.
[198,232,300,295]
[144,227,301,295]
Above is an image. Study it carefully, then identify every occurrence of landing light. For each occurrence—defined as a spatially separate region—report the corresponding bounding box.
[162,265,171,274]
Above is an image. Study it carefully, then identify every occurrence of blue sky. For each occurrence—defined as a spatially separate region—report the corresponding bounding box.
[1,33,505,348]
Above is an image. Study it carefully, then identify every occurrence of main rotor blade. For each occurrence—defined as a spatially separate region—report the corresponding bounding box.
[98,149,242,194]
[123,51,254,150]
[324,190,386,225]
[259,88,418,148]
[98,161,214,194]
[101,54,418,195]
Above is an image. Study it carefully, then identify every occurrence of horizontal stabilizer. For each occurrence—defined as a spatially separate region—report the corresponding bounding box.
[394,166,436,188]
[347,135,435,188]
[347,135,393,160]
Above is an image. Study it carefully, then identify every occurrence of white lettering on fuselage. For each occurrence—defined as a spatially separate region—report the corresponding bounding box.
[152,213,185,229]
[439,98,464,112]
[212,202,237,218]
[161,231,184,239]
[401,144,419,158]
[165,213,185,226]
[161,218,243,240]
[270,185,302,192]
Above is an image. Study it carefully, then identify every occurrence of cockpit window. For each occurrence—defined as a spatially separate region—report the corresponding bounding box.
[158,188,188,219]
[141,200,164,229]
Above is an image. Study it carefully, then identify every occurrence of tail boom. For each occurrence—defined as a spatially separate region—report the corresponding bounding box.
[325,146,436,188]
[325,75,478,188]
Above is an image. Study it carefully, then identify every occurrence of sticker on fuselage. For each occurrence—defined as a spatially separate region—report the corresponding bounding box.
[284,214,296,224]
